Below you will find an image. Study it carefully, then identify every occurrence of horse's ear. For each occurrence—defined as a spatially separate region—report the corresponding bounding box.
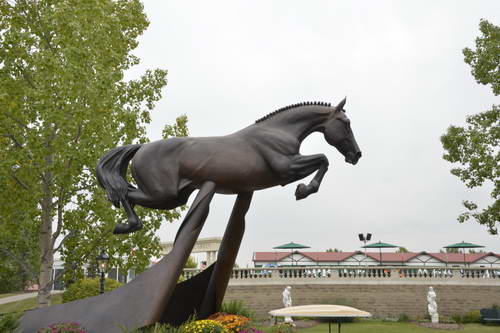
[334,97,347,112]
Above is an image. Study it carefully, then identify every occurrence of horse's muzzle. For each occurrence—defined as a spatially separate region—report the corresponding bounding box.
[346,151,362,165]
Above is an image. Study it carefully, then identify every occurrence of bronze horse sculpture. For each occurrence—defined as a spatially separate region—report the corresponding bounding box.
[97,98,361,234]
[21,98,361,332]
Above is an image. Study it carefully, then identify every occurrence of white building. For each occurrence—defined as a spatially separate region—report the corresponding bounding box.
[253,251,500,268]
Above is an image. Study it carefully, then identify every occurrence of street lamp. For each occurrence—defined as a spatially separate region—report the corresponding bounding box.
[96,250,109,294]
[358,233,372,265]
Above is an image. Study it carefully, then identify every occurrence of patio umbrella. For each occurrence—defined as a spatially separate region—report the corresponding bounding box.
[361,241,398,266]
[273,242,310,266]
[443,241,484,267]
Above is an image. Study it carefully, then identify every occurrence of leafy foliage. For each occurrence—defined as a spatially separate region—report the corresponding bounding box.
[185,256,198,269]
[0,312,21,333]
[441,19,499,234]
[62,277,123,303]
[220,300,256,320]
[463,20,500,95]
[268,323,295,333]
[0,0,187,305]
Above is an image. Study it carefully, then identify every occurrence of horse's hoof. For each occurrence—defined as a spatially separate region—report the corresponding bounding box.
[295,183,309,200]
[113,223,143,234]
[113,223,131,234]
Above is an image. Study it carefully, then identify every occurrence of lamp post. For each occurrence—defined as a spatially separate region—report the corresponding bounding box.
[358,233,372,265]
[96,250,109,294]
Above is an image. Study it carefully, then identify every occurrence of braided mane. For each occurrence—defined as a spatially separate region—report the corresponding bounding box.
[255,101,332,124]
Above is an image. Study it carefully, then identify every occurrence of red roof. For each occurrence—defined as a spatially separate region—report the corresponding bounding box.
[253,251,499,264]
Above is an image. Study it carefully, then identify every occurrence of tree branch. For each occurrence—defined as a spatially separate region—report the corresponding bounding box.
[15,64,37,89]
[10,171,31,190]
[4,112,29,129]
[53,230,74,254]
[4,133,23,148]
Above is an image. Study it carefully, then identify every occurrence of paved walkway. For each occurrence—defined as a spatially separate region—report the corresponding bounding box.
[0,291,63,305]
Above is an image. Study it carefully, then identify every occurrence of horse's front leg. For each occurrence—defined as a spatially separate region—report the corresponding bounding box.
[287,154,329,200]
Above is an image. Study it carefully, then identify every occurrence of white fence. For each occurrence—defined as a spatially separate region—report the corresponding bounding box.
[182,266,500,285]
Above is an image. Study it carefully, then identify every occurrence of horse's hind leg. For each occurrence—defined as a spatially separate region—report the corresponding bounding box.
[113,197,142,234]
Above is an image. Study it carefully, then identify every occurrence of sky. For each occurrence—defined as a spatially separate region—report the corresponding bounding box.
[125,1,499,267]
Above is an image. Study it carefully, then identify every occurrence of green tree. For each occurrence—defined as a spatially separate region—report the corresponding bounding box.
[0,0,186,307]
[396,247,409,253]
[441,19,499,234]
[326,248,341,252]
[184,256,198,269]
[440,248,460,254]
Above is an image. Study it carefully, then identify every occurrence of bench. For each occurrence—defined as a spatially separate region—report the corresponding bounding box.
[480,308,500,324]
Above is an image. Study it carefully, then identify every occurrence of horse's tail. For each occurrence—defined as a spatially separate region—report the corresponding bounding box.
[96,144,142,208]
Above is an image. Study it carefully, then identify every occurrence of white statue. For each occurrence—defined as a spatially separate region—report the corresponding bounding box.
[282,286,294,324]
[427,286,439,323]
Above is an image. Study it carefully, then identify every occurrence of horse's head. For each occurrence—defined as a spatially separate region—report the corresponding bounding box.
[323,98,362,165]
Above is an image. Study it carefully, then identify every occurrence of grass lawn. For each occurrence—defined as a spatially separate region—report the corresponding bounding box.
[0,294,63,314]
[296,321,499,333]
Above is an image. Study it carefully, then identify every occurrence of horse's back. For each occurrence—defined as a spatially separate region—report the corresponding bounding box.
[130,131,295,195]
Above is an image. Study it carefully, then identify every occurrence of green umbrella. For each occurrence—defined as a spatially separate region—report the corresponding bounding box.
[362,241,398,266]
[273,242,310,266]
[443,241,484,267]
[273,242,311,249]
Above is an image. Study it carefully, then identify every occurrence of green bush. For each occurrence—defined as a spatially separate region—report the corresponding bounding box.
[220,300,255,319]
[62,278,123,303]
[462,310,481,323]
[0,312,21,333]
[269,323,295,333]
[451,314,463,324]
[439,315,456,324]
[397,313,410,322]
[451,310,481,324]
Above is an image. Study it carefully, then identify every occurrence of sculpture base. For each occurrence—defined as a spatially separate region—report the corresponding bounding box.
[21,192,252,332]
[431,314,439,324]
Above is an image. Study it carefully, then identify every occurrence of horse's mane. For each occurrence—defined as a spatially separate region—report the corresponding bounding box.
[255,101,332,124]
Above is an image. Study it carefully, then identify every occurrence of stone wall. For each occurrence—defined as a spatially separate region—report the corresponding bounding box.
[223,284,500,319]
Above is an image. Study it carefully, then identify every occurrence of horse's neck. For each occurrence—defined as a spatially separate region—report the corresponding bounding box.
[262,107,329,142]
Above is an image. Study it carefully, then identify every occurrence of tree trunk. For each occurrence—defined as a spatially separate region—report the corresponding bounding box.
[38,156,54,308]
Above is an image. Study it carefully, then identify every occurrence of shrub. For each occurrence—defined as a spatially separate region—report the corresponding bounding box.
[239,329,265,333]
[0,312,21,333]
[62,278,123,303]
[208,313,250,333]
[183,319,228,333]
[37,322,87,333]
[462,310,481,323]
[268,323,295,333]
[220,300,255,319]
[397,313,410,322]
[451,314,463,324]
[439,315,456,324]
